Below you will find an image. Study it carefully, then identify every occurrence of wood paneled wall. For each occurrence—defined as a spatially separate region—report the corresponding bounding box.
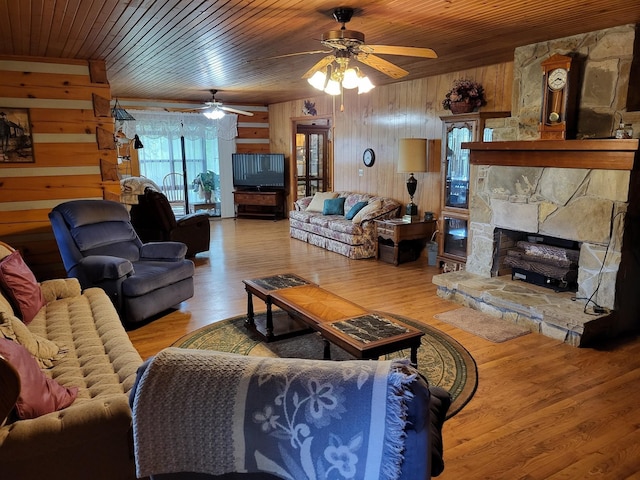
[0,56,117,279]
[269,62,513,214]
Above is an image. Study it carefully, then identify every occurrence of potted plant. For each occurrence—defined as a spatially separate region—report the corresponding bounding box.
[442,79,487,114]
[192,170,219,202]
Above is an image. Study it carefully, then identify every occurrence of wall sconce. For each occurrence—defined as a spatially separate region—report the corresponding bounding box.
[398,138,428,217]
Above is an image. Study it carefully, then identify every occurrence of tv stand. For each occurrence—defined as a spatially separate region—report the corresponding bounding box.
[234,190,285,220]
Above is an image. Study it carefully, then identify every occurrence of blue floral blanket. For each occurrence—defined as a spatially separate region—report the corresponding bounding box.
[132,348,418,480]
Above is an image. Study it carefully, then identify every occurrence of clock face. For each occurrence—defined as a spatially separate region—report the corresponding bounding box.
[548,68,568,90]
[363,148,375,167]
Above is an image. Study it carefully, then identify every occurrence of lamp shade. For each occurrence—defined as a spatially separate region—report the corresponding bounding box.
[398,138,428,173]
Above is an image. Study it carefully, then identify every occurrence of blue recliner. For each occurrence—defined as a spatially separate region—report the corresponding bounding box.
[49,199,195,325]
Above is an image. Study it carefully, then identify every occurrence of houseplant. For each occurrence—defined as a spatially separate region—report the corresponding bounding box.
[192,170,219,202]
[442,79,487,113]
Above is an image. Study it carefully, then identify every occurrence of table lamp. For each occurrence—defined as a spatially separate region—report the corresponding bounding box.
[398,138,428,217]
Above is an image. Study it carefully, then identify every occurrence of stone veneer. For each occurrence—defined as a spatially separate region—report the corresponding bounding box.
[434,24,639,345]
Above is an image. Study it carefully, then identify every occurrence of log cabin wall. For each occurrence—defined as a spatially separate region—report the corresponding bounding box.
[269,62,513,214]
[0,55,117,280]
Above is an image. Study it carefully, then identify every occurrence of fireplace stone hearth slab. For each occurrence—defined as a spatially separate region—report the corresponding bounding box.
[433,271,612,347]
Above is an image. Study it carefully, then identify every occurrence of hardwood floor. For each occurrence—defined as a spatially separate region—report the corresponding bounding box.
[127,218,640,479]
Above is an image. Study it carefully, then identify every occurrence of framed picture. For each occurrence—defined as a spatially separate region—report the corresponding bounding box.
[0,108,34,163]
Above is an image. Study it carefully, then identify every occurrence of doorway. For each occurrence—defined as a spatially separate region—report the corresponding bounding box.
[295,121,331,199]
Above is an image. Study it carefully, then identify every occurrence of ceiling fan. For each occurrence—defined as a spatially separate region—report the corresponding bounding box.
[281,7,437,91]
[193,90,254,118]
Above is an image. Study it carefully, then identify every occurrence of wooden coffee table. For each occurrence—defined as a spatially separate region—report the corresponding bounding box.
[243,273,424,366]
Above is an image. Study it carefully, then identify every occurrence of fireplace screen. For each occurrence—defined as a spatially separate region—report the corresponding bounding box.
[443,217,468,258]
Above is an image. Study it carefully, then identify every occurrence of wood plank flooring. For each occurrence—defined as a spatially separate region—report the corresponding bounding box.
[127,218,640,479]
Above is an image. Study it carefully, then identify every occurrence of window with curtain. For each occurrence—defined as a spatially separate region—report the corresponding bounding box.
[122,110,237,213]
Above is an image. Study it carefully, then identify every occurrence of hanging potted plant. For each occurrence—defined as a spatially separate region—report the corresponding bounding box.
[442,79,487,114]
[192,170,218,203]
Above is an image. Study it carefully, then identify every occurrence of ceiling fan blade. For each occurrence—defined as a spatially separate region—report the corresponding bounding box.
[362,45,438,58]
[259,50,333,60]
[302,55,336,79]
[220,106,254,116]
[354,53,408,79]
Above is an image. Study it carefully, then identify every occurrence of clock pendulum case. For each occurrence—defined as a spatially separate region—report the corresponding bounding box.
[539,53,581,140]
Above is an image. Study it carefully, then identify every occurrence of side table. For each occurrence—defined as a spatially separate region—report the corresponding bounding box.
[375,219,437,266]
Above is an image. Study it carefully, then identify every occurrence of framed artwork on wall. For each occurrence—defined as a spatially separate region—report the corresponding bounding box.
[0,108,34,163]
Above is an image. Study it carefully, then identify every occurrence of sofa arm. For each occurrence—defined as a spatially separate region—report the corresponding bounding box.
[0,395,136,480]
[40,278,82,303]
[140,241,187,261]
[176,211,210,227]
[79,256,134,282]
[294,196,313,211]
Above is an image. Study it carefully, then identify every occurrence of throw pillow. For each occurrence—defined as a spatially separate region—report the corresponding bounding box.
[0,338,77,419]
[305,192,339,212]
[351,199,382,224]
[345,201,369,220]
[0,250,46,324]
[322,197,346,215]
[0,312,64,369]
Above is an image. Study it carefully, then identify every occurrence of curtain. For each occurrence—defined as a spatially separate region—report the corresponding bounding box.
[120,110,237,217]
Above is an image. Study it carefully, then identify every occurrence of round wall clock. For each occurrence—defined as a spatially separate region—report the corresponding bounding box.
[363,148,375,167]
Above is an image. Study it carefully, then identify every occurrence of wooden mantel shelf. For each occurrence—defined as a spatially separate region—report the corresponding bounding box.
[462,139,639,170]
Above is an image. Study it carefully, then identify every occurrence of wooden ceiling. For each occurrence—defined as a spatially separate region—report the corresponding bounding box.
[1,1,639,106]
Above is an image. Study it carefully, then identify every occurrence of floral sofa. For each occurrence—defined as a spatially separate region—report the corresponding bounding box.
[289,191,402,259]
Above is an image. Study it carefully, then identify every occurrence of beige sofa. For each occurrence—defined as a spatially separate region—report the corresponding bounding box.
[289,191,402,259]
[0,242,143,479]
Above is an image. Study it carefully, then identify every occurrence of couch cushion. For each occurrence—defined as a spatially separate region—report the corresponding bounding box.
[345,201,369,220]
[0,250,46,324]
[322,197,345,215]
[343,193,372,213]
[352,199,382,224]
[305,192,339,212]
[0,312,63,369]
[27,287,143,402]
[122,260,195,297]
[289,209,315,223]
[0,338,77,419]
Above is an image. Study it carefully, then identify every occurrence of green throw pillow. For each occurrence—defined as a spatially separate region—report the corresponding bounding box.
[345,201,369,220]
[323,197,346,215]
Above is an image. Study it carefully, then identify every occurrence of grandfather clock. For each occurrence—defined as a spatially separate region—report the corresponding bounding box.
[539,54,580,140]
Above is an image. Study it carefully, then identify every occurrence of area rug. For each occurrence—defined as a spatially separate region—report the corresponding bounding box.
[434,307,531,343]
[172,311,478,418]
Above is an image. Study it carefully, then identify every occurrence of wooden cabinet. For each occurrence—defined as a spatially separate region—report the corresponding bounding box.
[233,190,285,220]
[438,112,510,271]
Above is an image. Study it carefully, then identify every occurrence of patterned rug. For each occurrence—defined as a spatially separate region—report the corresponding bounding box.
[173,311,478,418]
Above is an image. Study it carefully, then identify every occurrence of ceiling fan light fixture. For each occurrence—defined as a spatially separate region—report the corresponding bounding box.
[203,107,225,120]
[357,75,375,94]
[342,67,360,89]
[324,78,342,96]
[308,69,328,90]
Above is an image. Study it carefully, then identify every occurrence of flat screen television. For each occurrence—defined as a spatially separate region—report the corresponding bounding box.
[232,153,286,190]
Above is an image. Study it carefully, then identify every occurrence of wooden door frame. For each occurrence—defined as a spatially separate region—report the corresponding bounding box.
[290,115,333,202]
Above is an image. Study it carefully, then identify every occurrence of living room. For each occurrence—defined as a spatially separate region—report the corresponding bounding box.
[1,2,640,478]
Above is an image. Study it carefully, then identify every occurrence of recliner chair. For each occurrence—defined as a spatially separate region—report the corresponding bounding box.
[129,188,210,258]
[49,199,195,326]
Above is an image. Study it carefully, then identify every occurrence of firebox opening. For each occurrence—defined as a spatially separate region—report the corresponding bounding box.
[492,228,580,292]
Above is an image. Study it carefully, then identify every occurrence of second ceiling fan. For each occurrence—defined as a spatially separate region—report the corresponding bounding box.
[193,90,254,118]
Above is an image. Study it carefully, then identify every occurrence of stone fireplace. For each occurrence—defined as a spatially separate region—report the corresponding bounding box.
[433,24,639,346]
[466,164,628,310]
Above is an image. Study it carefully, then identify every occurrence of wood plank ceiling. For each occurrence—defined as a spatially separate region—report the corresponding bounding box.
[1,0,639,106]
